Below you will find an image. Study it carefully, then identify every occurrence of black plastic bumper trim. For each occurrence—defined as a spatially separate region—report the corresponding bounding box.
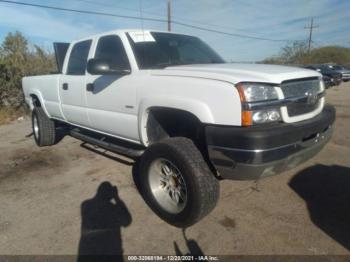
[205,104,335,150]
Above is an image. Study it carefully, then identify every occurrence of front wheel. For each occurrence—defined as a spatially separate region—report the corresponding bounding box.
[138,137,219,227]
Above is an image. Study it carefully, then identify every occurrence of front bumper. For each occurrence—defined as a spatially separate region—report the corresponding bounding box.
[206,105,336,180]
[341,74,350,80]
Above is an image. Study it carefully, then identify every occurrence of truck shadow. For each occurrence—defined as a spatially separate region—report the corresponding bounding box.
[77,181,132,262]
[80,142,134,166]
[289,164,350,250]
[54,124,69,144]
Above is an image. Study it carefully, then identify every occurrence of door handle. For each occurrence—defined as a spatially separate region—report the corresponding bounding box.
[86,83,94,92]
[62,83,68,90]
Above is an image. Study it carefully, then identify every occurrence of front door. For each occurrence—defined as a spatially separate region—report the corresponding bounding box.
[85,34,139,142]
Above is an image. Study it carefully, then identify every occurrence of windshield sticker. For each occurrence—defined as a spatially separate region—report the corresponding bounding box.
[129,31,156,43]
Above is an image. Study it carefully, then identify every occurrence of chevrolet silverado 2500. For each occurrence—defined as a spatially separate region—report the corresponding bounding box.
[22,30,335,227]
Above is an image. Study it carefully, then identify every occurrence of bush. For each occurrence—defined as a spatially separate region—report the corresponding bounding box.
[261,41,350,66]
[0,31,56,108]
[0,107,28,125]
[308,46,350,65]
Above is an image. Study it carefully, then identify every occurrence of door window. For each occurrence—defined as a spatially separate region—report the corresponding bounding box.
[95,35,130,70]
[67,40,92,75]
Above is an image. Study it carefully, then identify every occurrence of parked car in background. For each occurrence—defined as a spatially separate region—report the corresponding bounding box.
[321,75,333,89]
[322,64,350,82]
[304,65,342,88]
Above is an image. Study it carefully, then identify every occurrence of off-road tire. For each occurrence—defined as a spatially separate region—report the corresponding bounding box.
[139,137,219,227]
[32,106,56,146]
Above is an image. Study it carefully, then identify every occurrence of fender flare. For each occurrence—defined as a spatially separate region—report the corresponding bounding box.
[28,90,50,117]
[138,96,215,146]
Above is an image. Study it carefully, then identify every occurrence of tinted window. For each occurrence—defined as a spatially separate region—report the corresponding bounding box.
[95,35,130,70]
[332,65,343,70]
[127,32,224,69]
[67,40,92,75]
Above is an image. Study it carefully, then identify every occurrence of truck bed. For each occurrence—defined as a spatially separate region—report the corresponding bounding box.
[22,74,64,120]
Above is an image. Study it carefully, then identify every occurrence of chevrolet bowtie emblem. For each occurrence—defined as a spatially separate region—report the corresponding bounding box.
[306,90,318,105]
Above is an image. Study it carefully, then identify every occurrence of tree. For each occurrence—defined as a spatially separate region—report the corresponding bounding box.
[308,46,350,65]
[261,41,310,65]
[262,41,350,66]
[0,31,29,107]
[279,41,310,65]
[0,31,56,108]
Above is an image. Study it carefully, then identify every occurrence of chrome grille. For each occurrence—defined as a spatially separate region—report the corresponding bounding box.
[286,99,321,116]
[281,78,321,117]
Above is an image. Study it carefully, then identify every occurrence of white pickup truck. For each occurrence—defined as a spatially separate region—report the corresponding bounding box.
[22,29,335,227]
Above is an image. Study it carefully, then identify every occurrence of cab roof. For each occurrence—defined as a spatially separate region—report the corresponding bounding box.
[73,29,195,43]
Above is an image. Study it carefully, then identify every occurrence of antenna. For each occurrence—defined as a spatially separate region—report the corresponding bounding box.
[167,0,172,31]
[139,0,145,38]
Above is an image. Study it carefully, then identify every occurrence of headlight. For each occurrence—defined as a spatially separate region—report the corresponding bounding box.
[236,82,281,126]
[236,82,278,102]
[241,108,281,126]
[252,109,281,124]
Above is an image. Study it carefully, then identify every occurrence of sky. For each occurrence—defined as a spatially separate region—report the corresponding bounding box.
[0,0,349,61]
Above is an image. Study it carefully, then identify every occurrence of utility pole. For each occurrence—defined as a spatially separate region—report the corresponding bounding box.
[167,0,171,31]
[304,18,319,52]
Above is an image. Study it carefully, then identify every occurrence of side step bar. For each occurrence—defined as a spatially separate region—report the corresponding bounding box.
[70,129,144,158]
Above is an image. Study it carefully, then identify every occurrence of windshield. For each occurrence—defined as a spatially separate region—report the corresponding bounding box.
[127,32,225,69]
[332,65,344,70]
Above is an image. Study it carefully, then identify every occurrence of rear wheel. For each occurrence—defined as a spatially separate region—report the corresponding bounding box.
[139,137,219,227]
[32,106,57,146]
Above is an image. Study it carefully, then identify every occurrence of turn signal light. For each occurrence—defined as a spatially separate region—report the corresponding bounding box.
[242,111,252,126]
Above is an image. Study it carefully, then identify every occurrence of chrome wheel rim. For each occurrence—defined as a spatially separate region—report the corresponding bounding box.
[33,115,39,140]
[148,158,187,214]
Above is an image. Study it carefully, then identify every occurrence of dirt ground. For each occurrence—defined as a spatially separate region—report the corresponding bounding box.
[0,82,350,256]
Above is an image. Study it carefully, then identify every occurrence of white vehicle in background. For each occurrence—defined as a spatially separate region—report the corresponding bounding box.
[22,29,335,227]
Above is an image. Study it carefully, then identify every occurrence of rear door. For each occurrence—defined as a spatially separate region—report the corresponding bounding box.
[59,39,92,126]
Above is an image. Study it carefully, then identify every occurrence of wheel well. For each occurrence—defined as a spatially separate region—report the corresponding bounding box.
[146,107,203,145]
[30,94,41,107]
[145,107,217,176]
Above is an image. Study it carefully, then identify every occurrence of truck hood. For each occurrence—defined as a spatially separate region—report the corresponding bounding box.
[337,69,350,74]
[152,63,321,84]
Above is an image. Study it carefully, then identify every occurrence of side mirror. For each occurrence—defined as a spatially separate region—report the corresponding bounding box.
[87,58,131,75]
[316,69,321,72]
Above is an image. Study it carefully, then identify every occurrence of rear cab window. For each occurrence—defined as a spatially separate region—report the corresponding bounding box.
[66,40,92,75]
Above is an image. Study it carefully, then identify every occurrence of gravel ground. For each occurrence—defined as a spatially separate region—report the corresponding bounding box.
[0,82,349,256]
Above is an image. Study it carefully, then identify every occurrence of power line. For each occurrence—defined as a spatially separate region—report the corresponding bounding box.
[0,0,165,22]
[172,21,292,42]
[313,39,350,47]
[0,0,297,42]
[66,0,290,37]
[64,0,161,16]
